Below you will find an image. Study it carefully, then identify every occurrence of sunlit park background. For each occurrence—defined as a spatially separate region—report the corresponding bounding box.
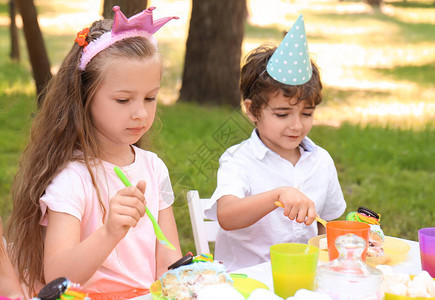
[0,0,434,254]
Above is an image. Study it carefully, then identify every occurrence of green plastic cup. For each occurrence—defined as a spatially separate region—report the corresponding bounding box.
[270,243,319,298]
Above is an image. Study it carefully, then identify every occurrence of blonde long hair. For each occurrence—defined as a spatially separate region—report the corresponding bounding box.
[6,19,159,294]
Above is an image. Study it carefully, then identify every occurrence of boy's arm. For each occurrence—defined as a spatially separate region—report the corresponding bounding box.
[217,191,278,230]
[155,206,182,279]
[216,187,316,230]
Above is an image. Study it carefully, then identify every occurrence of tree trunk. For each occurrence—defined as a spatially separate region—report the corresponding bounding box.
[179,0,246,107]
[103,0,148,19]
[16,0,51,107]
[9,0,20,61]
[365,0,383,7]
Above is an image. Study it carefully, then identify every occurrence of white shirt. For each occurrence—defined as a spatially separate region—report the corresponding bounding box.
[204,129,346,271]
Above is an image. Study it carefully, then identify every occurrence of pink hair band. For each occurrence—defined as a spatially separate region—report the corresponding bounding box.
[78,6,178,71]
[78,30,157,70]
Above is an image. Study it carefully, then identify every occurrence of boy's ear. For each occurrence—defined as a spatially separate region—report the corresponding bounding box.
[244,99,257,123]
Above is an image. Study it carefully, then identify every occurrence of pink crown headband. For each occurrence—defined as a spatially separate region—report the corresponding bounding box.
[78,6,178,70]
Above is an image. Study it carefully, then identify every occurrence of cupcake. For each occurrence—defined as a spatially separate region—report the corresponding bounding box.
[159,261,233,300]
[346,207,385,257]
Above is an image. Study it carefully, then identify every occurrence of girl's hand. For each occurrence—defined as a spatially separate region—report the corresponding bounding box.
[276,187,316,225]
[105,180,147,240]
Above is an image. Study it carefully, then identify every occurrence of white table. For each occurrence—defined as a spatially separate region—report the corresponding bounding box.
[235,237,421,291]
[134,237,420,299]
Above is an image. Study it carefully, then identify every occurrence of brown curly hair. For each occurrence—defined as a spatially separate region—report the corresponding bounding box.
[240,43,322,119]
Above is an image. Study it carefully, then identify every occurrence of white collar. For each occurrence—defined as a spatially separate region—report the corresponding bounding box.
[249,129,317,160]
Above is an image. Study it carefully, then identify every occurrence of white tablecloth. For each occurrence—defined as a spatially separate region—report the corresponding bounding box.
[133,237,420,299]
[235,237,421,291]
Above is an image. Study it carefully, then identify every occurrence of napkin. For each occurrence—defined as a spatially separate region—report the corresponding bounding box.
[287,289,333,300]
[196,283,244,300]
[247,288,283,300]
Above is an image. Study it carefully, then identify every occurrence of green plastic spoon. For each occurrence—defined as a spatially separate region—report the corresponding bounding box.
[114,166,176,251]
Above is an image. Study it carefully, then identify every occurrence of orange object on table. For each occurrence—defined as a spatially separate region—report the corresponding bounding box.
[87,288,149,300]
[326,220,370,261]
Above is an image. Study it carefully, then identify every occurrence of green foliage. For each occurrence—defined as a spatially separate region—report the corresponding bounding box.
[0,71,36,218]
[0,2,7,16]
[387,0,435,9]
[373,60,435,87]
[306,9,435,45]
[244,23,284,41]
[310,123,435,241]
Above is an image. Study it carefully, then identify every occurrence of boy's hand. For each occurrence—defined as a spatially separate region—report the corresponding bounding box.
[276,187,316,225]
[105,180,147,239]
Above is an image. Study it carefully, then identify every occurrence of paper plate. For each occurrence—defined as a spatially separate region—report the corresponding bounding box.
[150,274,268,300]
[308,234,411,266]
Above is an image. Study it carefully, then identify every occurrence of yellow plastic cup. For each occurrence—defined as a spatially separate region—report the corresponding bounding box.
[270,243,319,298]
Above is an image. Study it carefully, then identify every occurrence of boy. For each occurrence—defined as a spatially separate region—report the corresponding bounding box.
[205,15,346,271]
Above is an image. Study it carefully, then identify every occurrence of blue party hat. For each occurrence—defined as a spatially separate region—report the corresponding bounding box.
[266,15,312,85]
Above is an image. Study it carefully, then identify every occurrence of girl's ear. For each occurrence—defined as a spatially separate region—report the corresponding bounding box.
[244,99,257,123]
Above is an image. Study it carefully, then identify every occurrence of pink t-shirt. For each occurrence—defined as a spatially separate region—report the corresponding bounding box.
[40,146,174,293]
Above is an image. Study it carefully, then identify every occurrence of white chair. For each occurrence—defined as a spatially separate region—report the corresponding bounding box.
[187,190,220,254]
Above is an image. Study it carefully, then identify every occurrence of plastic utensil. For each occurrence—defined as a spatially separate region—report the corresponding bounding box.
[274,201,326,227]
[114,166,176,250]
[315,215,327,227]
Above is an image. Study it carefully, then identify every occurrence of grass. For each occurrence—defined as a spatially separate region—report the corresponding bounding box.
[0,0,434,256]
[388,0,435,9]
[310,123,435,240]
[374,61,435,87]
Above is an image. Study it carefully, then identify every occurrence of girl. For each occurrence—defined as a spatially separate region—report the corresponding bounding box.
[7,6,181,298]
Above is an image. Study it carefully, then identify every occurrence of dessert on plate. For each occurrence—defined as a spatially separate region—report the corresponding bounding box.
[346,206,385,258]
[159,259,234,300]
[155,253,268,299]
